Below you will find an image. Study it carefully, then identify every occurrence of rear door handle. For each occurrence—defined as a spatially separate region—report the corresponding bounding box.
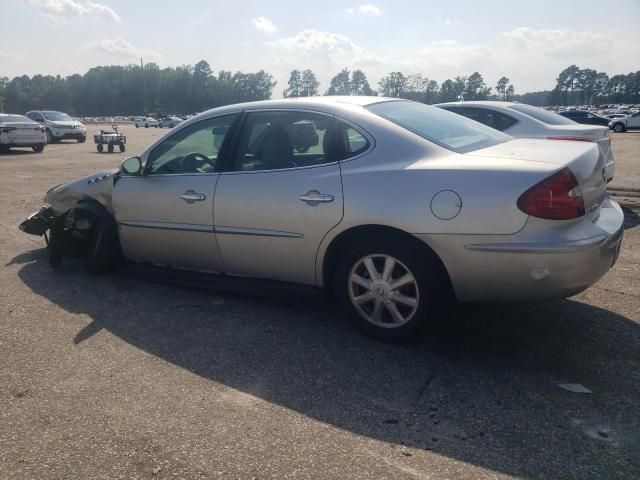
[180,190,207,204]
[299,191,334,204]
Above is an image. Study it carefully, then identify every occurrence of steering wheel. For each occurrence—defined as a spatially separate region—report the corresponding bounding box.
[182,152,214,173]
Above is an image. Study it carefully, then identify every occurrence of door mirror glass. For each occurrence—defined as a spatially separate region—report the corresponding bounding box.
[120,156,142,175]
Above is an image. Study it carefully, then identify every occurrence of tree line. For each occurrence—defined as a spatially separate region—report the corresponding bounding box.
[0,60,276,116]
[284,68,512,104]
[1,61,638,115]
[550,65,640,105]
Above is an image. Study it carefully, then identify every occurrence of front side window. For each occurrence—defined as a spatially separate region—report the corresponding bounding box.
[146,114,238,175]
[370,101,510,153]
[232,111,335,172]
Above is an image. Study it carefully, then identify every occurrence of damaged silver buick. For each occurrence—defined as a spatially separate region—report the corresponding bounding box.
[20,97,624,341]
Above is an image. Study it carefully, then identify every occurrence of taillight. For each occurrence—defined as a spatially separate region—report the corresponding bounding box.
[547,136,594,142]
[40,126,45,132]
[517,168,585,220]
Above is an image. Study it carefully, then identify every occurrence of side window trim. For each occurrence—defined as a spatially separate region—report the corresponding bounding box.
[144,113,241,176]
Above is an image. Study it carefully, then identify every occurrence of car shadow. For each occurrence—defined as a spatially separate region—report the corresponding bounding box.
[13,249,640,479]
[0,148,39,156]
[622,206,640,230]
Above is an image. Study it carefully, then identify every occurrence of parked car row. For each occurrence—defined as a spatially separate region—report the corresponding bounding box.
[20,97,623,341]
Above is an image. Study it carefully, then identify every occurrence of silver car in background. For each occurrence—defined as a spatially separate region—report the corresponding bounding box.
[20,97,624,341]
[435,101,615,183]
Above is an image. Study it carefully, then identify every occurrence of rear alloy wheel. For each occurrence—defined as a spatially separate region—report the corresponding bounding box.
[32,144,45,153]
[335,237,450,341]
[613,123,625,133]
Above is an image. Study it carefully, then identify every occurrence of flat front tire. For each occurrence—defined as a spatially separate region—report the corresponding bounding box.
[334,236,450,341]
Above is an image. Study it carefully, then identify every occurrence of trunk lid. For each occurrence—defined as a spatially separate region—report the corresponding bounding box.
[471,138,607,216]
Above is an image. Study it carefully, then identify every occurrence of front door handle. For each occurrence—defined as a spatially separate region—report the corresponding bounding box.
[180,190,207,204]
[299,191,334,205]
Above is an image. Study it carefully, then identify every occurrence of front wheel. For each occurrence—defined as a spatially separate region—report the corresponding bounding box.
[107,144,114,153]
[46,129,54,144]
[335,236,450,341]
[613,123,626,133]
[32,144,45,153]
[119,143,125,152]
[97,144,103,153]
[78,136,86,143]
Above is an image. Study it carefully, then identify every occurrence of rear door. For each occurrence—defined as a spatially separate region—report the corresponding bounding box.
[213,110,344,285]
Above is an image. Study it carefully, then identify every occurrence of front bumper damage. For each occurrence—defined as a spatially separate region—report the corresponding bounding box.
[19,206,55,237]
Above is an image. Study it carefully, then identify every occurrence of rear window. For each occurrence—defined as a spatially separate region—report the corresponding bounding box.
[367,101,510,153]
[509,104,576,125]
[0,114,32,123]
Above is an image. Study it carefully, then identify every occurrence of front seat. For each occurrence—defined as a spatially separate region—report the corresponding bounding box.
[258,128,294,170]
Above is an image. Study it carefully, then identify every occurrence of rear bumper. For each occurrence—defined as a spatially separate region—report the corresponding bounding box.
[416,196,624,302]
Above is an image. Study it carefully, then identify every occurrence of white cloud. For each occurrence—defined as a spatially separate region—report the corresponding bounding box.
[251,16,277,33]
[85,38,160,60]
[27,0,121,24]
[498,27,610,57]
[347,4,382,16]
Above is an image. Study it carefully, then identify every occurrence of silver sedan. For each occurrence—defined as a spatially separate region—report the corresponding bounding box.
[20,97,624,341]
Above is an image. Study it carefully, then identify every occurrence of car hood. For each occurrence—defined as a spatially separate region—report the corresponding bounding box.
[45,169,119,215]
[48,120,85,128]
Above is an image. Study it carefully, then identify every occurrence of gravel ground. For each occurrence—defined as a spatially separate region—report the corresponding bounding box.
[1,125,638,479]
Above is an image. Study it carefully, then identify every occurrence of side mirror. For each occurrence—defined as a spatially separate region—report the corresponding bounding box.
[120,156,142,175]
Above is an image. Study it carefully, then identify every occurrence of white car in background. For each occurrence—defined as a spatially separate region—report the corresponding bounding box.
[26,110,87,144]
[0,114,47,153]
[134,117,159,128]
[158,116,183,128]
[435,101,615,182]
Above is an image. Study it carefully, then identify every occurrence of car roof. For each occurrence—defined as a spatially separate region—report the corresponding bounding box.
[435,101,519,108]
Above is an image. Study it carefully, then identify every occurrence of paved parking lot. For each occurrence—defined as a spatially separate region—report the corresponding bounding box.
[1,126,639,479]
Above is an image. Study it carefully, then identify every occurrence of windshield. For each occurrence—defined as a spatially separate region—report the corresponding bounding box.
[367,101,510,153]
[509,104,576,126]
[43,111,72,121]
[0,114,33,123]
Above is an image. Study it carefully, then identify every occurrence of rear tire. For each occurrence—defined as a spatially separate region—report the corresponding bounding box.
[97,144,103,153]
[119,143,125,152]
[78,136,86,143]
[107,144,114,153]
[32,144,45,153]
[334,235,451,342]
[613,123,626,133]
[135,124,139,128]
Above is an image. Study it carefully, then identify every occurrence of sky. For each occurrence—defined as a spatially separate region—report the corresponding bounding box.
[1,0,639,97]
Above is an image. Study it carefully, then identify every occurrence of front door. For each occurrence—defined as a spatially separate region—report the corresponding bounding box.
[112,114,239,273]
[214,110,344,285]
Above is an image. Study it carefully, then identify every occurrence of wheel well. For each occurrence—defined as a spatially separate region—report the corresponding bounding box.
[321,224,454,298]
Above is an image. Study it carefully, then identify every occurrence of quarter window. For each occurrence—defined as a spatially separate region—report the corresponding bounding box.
[340,124,370,158]
[231,111,336,172]
[146,114,238,175]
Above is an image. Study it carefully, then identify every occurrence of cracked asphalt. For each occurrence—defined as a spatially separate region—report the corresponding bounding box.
[1,126,639,479]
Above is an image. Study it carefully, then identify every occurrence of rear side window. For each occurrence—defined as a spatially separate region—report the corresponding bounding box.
[232,111,336,172]
[368,101,510,153]
[443,107,517,132]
